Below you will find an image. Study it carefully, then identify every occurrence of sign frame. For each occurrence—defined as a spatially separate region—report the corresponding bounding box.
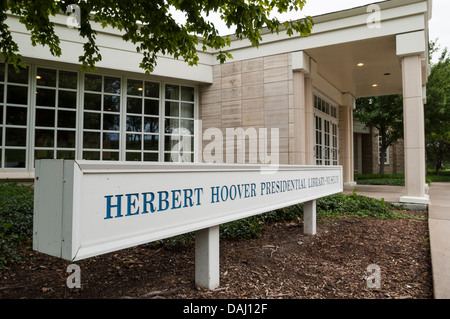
[33,160,343,263]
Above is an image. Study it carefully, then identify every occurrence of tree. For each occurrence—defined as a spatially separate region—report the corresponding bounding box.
[0,0,313,74]
[355,95,404,174]
[425,41,450,175]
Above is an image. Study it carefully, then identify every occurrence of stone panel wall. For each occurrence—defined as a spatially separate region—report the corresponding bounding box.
[199,53,294,165]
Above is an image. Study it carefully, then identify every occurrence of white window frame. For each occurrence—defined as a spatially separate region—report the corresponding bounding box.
[313,93,339,166]
[0,60,199,176]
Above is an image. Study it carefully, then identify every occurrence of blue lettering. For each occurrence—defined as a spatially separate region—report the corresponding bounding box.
[229,185,237,200]
[194,188,203,206]
[126,193,140,216]
[172,189,182,209]
[142,192,156,213]
[211,186,219,203]
[220,186,228,202]
[105,195,123,219]
[183,189,193,207]
[158,191,169,211]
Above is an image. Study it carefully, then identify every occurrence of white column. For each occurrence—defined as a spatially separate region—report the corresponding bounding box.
[341,93,356,186]
[399,55,429,204]
[304,200,316,235]
[305,77,315,165]
[396,31,429,204]
[195,226,220,290]
[292,51,311,165]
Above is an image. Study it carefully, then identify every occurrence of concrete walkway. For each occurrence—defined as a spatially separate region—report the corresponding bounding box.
[343,182,450,299]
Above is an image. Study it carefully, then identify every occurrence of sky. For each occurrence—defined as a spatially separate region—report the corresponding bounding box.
[186,0,449,63]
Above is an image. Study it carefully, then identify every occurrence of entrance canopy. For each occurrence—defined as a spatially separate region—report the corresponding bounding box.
[220,0,431,203]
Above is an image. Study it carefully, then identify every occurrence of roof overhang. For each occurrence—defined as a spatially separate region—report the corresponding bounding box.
[222,0,432,98]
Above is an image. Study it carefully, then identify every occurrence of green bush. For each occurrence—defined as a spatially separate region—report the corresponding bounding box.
[0,183,34,269]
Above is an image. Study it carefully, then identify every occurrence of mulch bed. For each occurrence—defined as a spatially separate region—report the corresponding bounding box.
[0,211,432,301]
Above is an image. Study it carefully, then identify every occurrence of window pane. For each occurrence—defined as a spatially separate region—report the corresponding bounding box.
[35,149,54,160]
[83,151,100,160]
[165,101,179,117]
[127,97,142,114]
[36,68,56,87]
[165,135,179,152]
[59,71,77,89]
[104,77,121,94]
[5,128,26,146]
[83,132,100,149]
[103,151,119,161]
[58,91,77,109]
[103,133,120,149]
[0,63,4,80]
[83,112,101,129]
[85,74,102,92]
[57,150,75,160]
[181,103,194,118]
[57,131,76,148]
[144,152,158,162]
[126,116,142,132]
[5,149,26,167]
[36,109,55,127]
[8,66,28,84]
[144,99,159,116]
[144,135,158,151]
[127,79,143,96]
[126,134,141,150]
[181,86,194,102]
[35,129,54,147]
[6,106,27,125]
[103,114,120,131]
[144,117,158,133]
[104,95,120,112]
[126,152,141,161]
[7,86,28,105]
[145,82,159,98]
[180,119,194,135]
[84,93,101,111]
[165,118,179,133]
[0,84,4,102]
[36,88,56,107]
[58,110,76,128]
[165,85,179,100]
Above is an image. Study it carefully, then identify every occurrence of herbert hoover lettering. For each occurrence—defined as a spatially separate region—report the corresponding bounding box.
[3,0,430,289]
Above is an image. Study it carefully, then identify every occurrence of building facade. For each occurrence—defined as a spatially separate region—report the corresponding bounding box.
[0,0,432,204]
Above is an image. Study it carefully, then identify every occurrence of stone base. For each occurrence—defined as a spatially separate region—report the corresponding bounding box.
[399,194,429,205]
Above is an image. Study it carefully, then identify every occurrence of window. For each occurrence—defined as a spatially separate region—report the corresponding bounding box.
[0,63,29,168]
[0,63,198,173]
[163,84,195,162]
[34,68,78,161]
[314,94,338,166]
[82,74,121,161]
[126,79,160,162]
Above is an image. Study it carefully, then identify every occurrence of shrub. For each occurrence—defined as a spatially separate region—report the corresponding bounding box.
[0,183,34,269]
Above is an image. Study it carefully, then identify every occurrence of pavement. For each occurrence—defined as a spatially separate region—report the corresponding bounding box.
[343,182,450,299]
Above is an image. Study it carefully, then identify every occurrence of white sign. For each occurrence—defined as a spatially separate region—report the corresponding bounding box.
[33,160,342,261]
